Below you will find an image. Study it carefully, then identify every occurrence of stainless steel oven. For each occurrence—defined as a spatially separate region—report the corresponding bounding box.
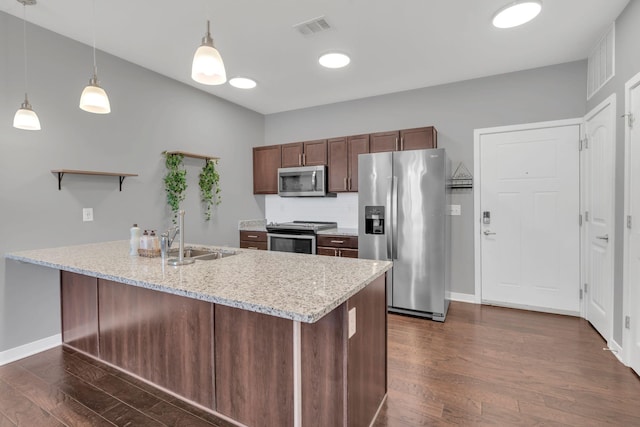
[266,221,337,255]
[267,233,317,254]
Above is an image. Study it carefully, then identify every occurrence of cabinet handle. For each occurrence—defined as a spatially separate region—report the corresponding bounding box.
[303,153,306,165]
[248,235,258,238]
[400,137,404,151]
[348,177,352,190]
[298,154,302,166]
[334,249,338,256]
[344,177,348,190]
[395,137,398,151]
[338,250,342,257]
[331,240,344,244]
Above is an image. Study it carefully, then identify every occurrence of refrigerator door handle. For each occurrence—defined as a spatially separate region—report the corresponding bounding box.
[392,175,398,260]
[386,177,393,260]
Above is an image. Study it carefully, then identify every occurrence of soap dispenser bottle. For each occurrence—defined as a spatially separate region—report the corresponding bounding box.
[130,224,141,255]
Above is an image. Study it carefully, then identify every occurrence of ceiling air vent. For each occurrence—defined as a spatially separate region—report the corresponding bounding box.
[293,16,331,36]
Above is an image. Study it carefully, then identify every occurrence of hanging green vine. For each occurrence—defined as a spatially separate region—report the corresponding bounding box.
[163,152,187,224]
[199,159,221,221]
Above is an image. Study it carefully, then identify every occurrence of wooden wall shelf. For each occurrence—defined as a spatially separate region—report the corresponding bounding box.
[164,151,220,163]
[51,169,138,191]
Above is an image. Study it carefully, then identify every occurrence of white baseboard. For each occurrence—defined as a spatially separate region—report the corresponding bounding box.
[0,334,61,366]
[448,292,477,304]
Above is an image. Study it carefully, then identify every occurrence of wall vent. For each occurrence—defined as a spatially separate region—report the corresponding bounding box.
[587,23,615,100]
[293,16,331,36]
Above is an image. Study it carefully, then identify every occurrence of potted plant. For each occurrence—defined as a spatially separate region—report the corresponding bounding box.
[163,151,187,224]
[199,159,221,220]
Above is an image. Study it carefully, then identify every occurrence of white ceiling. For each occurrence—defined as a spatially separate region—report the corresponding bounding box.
[0,0,630,114]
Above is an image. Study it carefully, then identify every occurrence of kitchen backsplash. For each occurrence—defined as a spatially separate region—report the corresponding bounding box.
[265,193,358,228]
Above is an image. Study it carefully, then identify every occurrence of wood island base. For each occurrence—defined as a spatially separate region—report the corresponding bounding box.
[61,270,387,427]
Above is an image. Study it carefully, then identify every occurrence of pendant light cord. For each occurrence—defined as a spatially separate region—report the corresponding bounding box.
[22,3,28,97]
[91,0,97,76]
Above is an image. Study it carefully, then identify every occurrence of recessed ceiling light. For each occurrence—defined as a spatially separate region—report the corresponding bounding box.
[229,77,257,89]
[318,52,350,69]
[492,0,542,29]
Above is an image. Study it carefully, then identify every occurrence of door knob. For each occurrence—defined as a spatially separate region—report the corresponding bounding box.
[483,230,496,236]
[596,234,609,242]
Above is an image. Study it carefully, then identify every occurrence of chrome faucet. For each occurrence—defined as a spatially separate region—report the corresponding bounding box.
[165,210,194,266]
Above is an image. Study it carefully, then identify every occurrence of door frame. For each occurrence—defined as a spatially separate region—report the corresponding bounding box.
[581,93,617,350]
[473,118,583,303]
[623,72,640,366]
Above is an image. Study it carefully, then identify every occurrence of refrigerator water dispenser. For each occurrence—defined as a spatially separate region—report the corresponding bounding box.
[365,206,385,234]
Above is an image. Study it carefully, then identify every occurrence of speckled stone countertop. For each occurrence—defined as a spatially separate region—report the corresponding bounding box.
[238,219,267,232]
[5,241,391,323]
[317,227,358,237]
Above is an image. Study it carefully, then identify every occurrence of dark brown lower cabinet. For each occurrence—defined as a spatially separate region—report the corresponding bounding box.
[60,271,387,427]
[215,306,294,426]
[98,279,215,408]
[60,271,99,357]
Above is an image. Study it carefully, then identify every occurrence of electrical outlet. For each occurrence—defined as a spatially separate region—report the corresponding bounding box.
[83,208,94,222]
[348,307,357,339]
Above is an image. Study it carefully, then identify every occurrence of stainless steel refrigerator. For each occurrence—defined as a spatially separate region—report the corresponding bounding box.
[358,148,451,321]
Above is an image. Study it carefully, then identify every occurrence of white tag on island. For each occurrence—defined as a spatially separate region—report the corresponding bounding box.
[348,307,356,339]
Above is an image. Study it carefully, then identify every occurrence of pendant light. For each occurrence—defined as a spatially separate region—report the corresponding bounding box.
[79,0,110,114]
[191,20,226,85]
[13,0,41,131]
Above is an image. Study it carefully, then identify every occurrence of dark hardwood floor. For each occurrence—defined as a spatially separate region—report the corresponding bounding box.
[1,301,639,426]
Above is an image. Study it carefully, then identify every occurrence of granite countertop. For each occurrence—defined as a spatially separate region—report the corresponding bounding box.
[5,241,391,323]
[317,227,358,237]
[238,219,267,232]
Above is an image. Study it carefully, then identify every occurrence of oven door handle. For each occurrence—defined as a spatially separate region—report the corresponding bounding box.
[311,170,317,190]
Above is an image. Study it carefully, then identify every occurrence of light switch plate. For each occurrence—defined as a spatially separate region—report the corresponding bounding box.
[348,307,356,339]
[448,204,461,216]
[83,208,94,222]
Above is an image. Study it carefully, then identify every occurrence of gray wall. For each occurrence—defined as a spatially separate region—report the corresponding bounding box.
[265,61,587,296]
[0,12,264,352]
[587,1,640,345]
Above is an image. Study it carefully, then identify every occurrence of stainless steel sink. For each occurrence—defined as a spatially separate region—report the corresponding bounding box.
[168,247,237,261]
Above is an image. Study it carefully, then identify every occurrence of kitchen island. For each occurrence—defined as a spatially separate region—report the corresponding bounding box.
[6,241,392,427]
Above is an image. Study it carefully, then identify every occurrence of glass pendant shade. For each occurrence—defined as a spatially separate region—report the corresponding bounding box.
[79,75,111,114]
[13,95,41,130]
[191,20,226,85]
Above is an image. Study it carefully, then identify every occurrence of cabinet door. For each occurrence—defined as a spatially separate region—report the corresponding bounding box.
[400,126,437,151]
[61,271,99,357]
[317,247,338,257]
[347,134,370,191]
[340,248,359,258]
[281,142,303,168]
[253,145,282,194]
[369,131,399,153]
[328,137,348,192]
[303,140,327,166]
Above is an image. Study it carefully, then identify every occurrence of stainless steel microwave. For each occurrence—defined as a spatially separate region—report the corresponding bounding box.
[277,165,334,197]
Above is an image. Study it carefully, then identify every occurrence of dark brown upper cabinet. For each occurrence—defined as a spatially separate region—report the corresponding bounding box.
[281,140,327,168]
[328,134,369,193]
[370,126,437,153]
[253,145,282,194]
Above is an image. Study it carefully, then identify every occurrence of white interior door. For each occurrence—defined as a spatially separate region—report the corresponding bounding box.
[479,124,580,314]
[624,75,640,375]
[583,94,616,343]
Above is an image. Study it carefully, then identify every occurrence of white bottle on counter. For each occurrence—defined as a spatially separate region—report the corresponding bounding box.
[130,224,141,255]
